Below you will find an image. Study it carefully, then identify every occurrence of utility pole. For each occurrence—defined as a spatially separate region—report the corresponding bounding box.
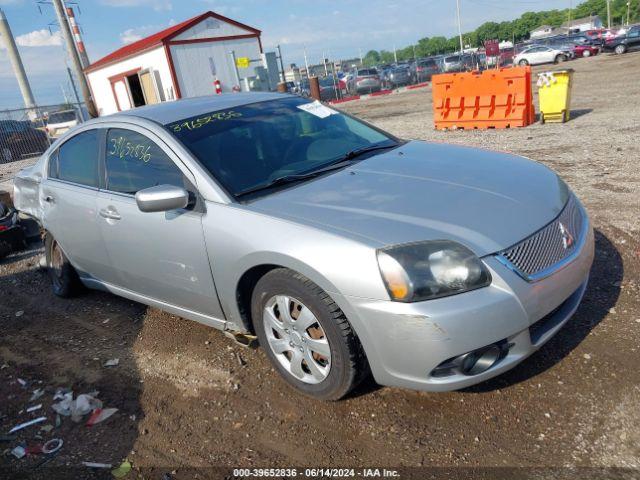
[0,8,37,112]
[303,45,310,79]
[67,67,85,121]
[276,44,285,83]
[393,45,398,63]
[627,1,631,25]
[358,47,363,66]
[52,0,96,117]
[456,0,464,53]
[607,0,612,28]
[65,6,90,69]
[568,0,572,26]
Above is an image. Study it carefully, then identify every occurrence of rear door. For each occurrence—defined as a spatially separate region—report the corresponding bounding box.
[41,128,111,277]
[627,28,640,49]
[95,124,224,319]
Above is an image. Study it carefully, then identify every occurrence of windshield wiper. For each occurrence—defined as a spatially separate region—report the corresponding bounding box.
[341,142,399,161]
[235,160,357,197]
[235,142,399,198]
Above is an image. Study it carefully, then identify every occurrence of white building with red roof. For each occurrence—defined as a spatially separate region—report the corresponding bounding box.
[85,11,263,116]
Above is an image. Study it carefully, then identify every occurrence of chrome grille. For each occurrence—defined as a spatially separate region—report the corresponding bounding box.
[497,195,584,281]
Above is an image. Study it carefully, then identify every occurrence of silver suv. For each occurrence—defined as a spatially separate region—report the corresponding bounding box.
[14,93,593,400]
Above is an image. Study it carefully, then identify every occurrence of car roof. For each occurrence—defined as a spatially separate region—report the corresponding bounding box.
[110,92,287,125]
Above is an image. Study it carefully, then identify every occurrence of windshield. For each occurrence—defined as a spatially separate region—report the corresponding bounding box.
[445,55,460,63]
[165,97,396,198]
[48,111,77,124]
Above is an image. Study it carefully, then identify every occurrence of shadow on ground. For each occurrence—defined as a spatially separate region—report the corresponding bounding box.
[0,242,145,479]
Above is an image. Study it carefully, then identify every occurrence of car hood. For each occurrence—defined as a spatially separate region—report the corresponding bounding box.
[246,141,569,256]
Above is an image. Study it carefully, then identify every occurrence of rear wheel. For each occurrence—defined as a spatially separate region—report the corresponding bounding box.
[45,233,81,298]
[555,54,567,63]
[518,59,529,66]
[251,268,368,401]
[615,44,627,55]
[582,49,591,57]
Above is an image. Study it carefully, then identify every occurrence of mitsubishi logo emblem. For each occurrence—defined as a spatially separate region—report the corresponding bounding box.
[559,222,574,250]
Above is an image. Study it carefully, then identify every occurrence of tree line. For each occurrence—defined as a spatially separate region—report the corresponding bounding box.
[363,0,639,65]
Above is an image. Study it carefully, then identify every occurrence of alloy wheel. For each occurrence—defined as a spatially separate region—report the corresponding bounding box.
[263,295,331,384]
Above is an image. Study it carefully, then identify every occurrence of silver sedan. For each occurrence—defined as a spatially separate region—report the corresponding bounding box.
[13,93,594,400]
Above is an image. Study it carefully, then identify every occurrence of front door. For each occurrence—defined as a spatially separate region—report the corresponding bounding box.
[95,125,224,319]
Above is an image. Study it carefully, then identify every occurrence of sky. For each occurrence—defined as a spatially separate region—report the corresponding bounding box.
[0,0,568,109]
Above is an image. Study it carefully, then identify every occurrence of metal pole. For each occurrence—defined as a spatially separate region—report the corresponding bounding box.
[568,0,572,26]
[627,1,631,25]
[0,9,36,111]
[66,6,90,69]
[52,0,96,117]
[607,0,611,28]
[303,45,310,80]
[67,67,85,122]
[456,0,464,53]
[229,51,242,91]
[276,44,285,83]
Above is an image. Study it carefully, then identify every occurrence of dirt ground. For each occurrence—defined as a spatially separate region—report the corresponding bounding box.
[1,52,639,479]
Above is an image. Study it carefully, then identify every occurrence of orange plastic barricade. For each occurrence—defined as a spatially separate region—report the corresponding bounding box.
[432,66,535,130]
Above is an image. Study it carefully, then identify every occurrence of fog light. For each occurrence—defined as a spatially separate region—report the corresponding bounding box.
[460,345,502,376]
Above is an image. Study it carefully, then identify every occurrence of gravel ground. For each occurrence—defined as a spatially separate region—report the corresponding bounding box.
[1,52,639,479]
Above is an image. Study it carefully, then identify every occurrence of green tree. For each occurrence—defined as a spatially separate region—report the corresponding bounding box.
[362,50,380,66]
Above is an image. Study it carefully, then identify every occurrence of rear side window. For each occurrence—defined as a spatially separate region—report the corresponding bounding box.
[105,128,186,195]
[50,129,99,187]
[358,69,377,75]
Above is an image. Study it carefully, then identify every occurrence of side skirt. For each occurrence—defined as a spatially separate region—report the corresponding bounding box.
[81,277,228,331]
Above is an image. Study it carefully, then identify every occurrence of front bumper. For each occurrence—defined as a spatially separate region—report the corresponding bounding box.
[336,221,595,392]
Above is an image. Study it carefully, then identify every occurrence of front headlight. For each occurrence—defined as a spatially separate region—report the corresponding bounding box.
[377,240,491,302]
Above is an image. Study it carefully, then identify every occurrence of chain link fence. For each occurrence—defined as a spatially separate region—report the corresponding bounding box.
[0,102,86,193]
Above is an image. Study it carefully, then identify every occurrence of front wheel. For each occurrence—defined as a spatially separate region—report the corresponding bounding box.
[518,59,529,66]
[582,49,591,58]
[615,44,627,55]
[555,54,567,63]
[251,268,368,401]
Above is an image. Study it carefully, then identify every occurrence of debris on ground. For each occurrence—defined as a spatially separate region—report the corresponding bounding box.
[86,408,118,427]
[9,416,47,434]
[111,460,132,478]
[82,461,112,468]
[104,358,120,367]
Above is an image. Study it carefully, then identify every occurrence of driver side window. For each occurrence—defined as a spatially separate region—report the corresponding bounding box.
[105,128,187,195]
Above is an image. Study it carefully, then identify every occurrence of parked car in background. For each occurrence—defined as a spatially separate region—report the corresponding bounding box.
[318,76,339,101]
[413,58,440,82]
[387,65,411,87]
[14,93,594,400]
[46,109,86,139]
[442,54,463,72]
[602,25,640,54]
[573,43,599,57]
[348,67,381,94]
[514,46,568,66]
[0,120,49,163]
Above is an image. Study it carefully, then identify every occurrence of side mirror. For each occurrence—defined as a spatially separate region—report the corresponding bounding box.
[135,185,189,213]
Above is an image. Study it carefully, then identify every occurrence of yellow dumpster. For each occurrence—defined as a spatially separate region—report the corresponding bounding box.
[537,70,573,124]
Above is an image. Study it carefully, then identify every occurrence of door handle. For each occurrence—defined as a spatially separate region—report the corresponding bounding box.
[99,209,121,221]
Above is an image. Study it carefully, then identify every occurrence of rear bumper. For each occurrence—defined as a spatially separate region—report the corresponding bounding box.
[336,222,594,392]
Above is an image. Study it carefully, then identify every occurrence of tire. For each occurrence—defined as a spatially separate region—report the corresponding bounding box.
[582,49,591,58]
[44,233,81,298]
[518,59,529,66]
[251,268,368,401]
[555,54,567,63]
[615,44,627,55]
